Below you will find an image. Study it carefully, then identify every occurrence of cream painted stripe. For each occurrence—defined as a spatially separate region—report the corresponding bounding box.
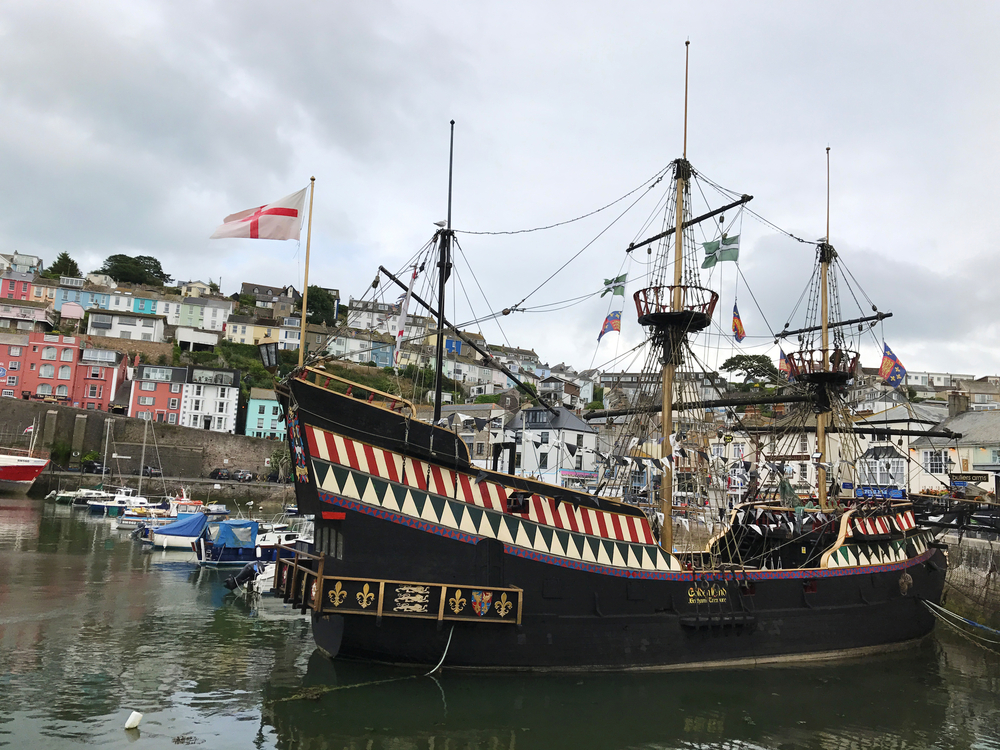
[537,496,555,527]
[332,435,350,470]
[370,447,390,482]
[351,439,372,474]
[311,427,330,461]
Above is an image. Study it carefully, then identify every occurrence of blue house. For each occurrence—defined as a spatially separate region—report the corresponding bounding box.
[53,278,110,313]
[245,387,285,441]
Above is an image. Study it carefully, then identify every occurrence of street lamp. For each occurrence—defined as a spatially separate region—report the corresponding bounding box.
[258,341,279,373]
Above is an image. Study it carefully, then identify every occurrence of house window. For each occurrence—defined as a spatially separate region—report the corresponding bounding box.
[36,383,52,395]
[56,385,68,396]
[194,385,203,397]
[120,331,131,340]
[192,399,202,412]
[87,385,101,398]
[476,442,484,456]
[576,434,584,448]
[119,317,136,326]
[141,334,152,341]
[272,406,279,415]
[923,450,945,474]
[799,435,809,452]
[257,418,264,429]
[142,319,154,328]
[1,389,13,397]
[6,376,17,386]
[258,405,265,414]
[89,366,100,378]
[60,348,73,361]
[799,463,809,480]
[217,401,226,413]
[9,346,20,356]
[9,362,18,371]
[170,383,181,393]
[168,413,177,424]
[138,396,155,406]
[57,365,71,379]
[41,347,56,360]
[39,364,54,378]
[539,453,548,469]
[515,453,521,469]
[141,381,156,391]
[540,432,549,444]
[169,398,179,409]
[575,455,583,470]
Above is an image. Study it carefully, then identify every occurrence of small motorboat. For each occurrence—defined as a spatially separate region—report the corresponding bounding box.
[146,512,208,549]
[194,519,306,566]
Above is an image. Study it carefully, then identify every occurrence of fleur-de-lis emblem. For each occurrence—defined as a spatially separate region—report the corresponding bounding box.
[449,588,467,614]
[328,581,347,606]
[495,592,513,618]
[357,583,375,609]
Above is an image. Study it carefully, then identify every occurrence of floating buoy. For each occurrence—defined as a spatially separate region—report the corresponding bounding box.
[124,711,143,729]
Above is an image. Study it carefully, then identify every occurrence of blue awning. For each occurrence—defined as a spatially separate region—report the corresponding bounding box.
[208,520,258,549]
[155,512,208,538]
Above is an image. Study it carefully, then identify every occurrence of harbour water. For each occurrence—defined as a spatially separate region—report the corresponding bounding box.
[2,495,1000,749]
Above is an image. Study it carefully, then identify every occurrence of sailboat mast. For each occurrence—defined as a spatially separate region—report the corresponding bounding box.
[660,41,691,553]
[297,177,317,368]
[816,147,831,509]
[138,418,148,495]
[433,120,455,424]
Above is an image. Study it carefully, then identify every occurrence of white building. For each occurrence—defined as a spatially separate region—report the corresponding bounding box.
[87,311,167,342]
[508,406,600,489]
[179,366,240,432]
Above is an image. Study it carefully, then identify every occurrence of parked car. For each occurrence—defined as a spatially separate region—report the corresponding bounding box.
[266,472,292,483]
[82,461,111,475]
[142,466,163,477]
[233,469,253,482]
[208,468,231,481]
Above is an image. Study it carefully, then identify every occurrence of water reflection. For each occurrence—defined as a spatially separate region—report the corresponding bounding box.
[0,496,999,750]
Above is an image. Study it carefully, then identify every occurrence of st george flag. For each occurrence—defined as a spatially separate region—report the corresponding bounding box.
[732,302,746,342]
[878,343,907,387]
[210,187,308,240]
[598,273,626,342]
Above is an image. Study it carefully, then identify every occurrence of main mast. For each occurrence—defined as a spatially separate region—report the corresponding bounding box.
[432,120,456,424]
[816,147,832,509]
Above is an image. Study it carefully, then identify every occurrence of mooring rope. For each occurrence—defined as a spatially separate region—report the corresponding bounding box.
[269,625,457,703]
[921,599,1000,652]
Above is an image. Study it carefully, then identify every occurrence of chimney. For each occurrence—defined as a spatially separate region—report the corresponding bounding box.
[948,392,969,418]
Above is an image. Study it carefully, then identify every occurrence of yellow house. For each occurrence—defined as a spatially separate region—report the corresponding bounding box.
[225,315,279,346]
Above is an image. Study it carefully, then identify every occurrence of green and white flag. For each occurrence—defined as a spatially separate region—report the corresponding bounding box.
[701,234,740,268]
[601,273,627,297]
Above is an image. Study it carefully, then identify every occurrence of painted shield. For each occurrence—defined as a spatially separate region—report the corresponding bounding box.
[471,590,493,616]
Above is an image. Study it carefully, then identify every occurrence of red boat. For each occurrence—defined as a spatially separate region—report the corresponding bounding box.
[0,451,49,493]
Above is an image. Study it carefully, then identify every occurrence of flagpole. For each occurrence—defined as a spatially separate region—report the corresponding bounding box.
[298,177,316,368]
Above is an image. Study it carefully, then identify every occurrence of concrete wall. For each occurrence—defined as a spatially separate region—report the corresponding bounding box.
[0,397,281,478]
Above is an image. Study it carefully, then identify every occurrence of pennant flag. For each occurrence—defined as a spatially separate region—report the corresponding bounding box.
[567,444,577,457]
[732,302,746,342]
[393,265,419,367]
[778,349,792,381]
[474,417,488,431]
[22,425,33,434]
[601,273,627,297]
[598,310,622,341]
[701,234,740,268]
[210,186,308,240]
[878,344,907,387]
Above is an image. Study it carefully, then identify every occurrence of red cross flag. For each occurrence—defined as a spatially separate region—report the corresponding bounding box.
[210,187,308,240]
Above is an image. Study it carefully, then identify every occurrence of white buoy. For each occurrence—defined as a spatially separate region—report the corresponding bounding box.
[124,711,143,729]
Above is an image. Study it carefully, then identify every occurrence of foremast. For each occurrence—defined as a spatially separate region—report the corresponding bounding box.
[816,147,832,509]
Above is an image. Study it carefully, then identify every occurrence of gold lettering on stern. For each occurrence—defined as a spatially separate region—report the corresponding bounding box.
[449,588,467,614]
[687,584,728,605]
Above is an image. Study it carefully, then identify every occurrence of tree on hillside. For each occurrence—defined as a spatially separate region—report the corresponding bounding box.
[47,252,81,278]
[299,285,340,326]
[720,354,780,383]
[94,254,173,285]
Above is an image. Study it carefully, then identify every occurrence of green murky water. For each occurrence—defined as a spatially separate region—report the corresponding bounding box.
[2,497,999,749]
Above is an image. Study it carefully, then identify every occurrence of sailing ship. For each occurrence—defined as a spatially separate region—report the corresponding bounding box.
[273,50,947,669]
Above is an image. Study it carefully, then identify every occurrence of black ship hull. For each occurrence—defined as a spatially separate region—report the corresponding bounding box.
[282,375,946,670]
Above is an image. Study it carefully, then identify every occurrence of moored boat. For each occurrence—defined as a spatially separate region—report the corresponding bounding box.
[0,450,49,493]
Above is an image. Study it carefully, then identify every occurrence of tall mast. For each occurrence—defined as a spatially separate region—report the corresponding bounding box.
[659,41,691,554]
[297,177,316,368]
[816,147,831,509]
[433,120,455,424]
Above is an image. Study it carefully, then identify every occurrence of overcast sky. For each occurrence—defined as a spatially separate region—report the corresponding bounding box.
[2,1,998,377]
